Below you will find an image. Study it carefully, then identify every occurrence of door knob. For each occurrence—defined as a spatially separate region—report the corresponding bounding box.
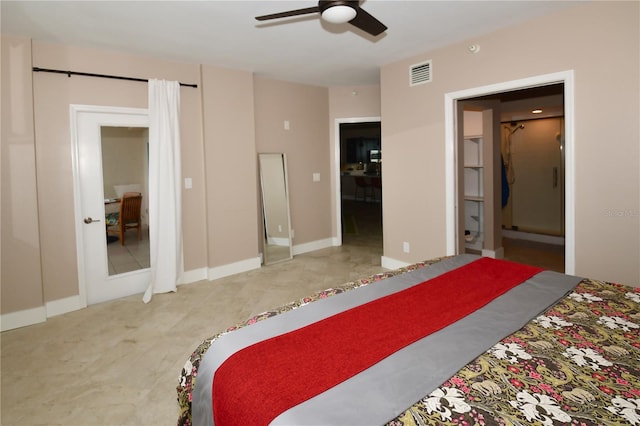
[84,217,101,224]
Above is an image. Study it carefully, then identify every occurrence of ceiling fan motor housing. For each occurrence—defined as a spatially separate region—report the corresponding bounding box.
[319,0,359,14]
[319,0,359,23]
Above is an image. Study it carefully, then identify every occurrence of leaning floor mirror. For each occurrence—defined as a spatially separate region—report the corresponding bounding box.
[258,153,293,264]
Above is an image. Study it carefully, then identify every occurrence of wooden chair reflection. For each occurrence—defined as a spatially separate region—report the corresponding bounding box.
[106,192,142,245]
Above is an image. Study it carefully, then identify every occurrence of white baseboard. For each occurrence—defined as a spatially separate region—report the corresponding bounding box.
[207,256,261,281]
[1,305,47,332]
[381,256,410,270]
[1,295,88,331]
[481,247,505,259]
[0,261,258,332]
[179,267,209,285]
[46,295,86,318]
[292,238,333,256]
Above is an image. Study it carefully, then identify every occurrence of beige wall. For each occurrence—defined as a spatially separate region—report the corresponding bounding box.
[381,1,639,285]
[1,36,45,315]
[1,37,340,321]
[254,77,331,246]
[28,41,207,303]
[201,65,259,267]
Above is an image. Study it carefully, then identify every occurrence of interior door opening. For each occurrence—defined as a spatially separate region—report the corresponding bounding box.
[338,121,383,251]
[457,83,566,273]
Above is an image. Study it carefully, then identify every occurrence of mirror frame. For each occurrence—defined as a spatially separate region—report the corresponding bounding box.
[258,153,293,265]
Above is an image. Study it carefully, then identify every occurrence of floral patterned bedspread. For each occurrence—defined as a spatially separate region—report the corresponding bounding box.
[177,259,640,426]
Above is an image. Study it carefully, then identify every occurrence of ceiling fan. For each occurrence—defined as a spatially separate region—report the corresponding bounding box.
[255,0,387,37]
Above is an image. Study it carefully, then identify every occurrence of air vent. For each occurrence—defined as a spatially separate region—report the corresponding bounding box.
[409,60,432,86]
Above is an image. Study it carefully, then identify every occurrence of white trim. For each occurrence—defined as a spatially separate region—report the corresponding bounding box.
[482,247,505,259]
[293,238,334,256]
[1,306,47,332]
[178,267,209,285]
[207,257,261,281]
[69,105,87,306]
[45,295,85,318]
[332,116,381,247]
[444,70,575,275]
[444,94,457,256]
[381,256,410,270]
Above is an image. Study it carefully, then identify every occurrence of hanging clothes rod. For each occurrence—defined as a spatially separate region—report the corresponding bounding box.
[32,67,198,88]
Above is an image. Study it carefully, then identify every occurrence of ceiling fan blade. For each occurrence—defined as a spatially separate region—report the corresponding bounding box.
[255,6,319,21]
[348,7,387,36]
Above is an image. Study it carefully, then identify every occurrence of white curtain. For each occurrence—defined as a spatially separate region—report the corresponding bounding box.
[143,79,183,303]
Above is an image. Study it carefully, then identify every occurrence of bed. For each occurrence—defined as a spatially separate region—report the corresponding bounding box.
[177,254,640,426]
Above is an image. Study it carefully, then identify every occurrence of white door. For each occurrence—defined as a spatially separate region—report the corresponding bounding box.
[71,105,150,305]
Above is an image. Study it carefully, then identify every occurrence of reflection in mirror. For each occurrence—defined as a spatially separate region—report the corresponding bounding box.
[259,153,293,265]
[101,126,151,276]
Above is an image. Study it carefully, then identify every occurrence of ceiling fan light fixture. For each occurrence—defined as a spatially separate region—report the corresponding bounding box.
[321,5,356,24]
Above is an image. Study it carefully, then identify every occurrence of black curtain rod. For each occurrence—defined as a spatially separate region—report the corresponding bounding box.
[32,67,198,88]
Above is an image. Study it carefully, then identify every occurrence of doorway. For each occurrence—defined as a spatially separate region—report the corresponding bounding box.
[71,105,151,305]
[445,71,575,275]
[334,118,382,252]
[461,85,566,272]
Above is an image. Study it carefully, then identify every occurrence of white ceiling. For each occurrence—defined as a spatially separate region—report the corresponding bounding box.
[2,1,581,87]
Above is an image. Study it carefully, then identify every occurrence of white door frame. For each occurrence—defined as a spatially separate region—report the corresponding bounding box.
[444,70,575,274]
[70,104,150,305]
[332,116,381,246]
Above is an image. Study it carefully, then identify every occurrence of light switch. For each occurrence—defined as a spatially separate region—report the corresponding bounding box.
[284,120,290,130]
[184,178,192,189]
[313,173,320,182]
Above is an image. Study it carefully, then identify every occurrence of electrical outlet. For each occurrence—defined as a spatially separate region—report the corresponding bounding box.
[403,242,410,253]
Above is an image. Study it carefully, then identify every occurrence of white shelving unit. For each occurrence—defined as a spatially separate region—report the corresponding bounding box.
[463,135,484,251]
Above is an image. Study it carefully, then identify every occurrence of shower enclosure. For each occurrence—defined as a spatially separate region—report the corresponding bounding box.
[501,117,565,237]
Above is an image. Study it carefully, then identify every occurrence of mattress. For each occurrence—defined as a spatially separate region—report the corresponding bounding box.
[177,254,640,426]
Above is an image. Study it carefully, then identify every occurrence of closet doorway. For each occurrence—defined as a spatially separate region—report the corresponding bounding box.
[446,72,574,275]
[461,85,566,272]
